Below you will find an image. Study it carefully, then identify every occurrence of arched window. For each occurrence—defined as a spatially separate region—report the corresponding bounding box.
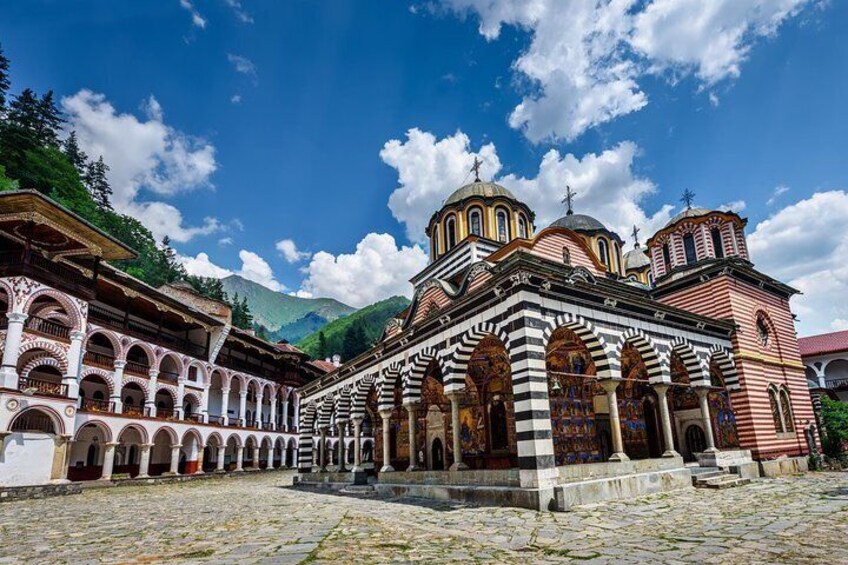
[768,387,783,433]
[779,387,794,432]
[518,215,528,239]
[598,238,610,270]
[711,228,724,259]
[683,233,697,264]
[496,209,510,243]
[612,242,620,273]
[86,444,99,467]
[468,208,483,237]
[431,225,440,260]
[445,215,457,250]
[662,243,672,271]
[757,317,770,348]
[562,247,571,265]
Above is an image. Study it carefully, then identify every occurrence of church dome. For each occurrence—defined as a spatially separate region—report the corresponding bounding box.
[623,246,650,270]
[549,212,608,233]
[664,207,713,228]
[444,181,517,206]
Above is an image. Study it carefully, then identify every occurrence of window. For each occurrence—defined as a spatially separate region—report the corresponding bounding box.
[662,243,672,271]
[598,238,610,270]
[496,209,510,242]
[770,385,795,434]
[711,228,724,259]
[757,317,770,348]
[431,225,439,260]
[562,247,571,265]
[769,387,784,433]
[779,388,794,432]
[468,208,483,237]
[683,233,697,264]
[518,215,528,239]
[612,242,620,273]
[445,215,457,250]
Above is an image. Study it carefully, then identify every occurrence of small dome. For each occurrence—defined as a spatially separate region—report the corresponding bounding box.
[623,246,650,270]
[549,213,608,232]
[444,181,517,206]
[664,207,713,228]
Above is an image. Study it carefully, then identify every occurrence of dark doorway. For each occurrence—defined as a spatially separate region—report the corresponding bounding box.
[644,398,663,458]
[431,438,444,471]
[685,424,707,459]
[490,400,509,451]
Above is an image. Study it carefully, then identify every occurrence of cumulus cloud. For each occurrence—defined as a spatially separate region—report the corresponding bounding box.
[180,249,285,292]
[276,239,311,263]
[767,184,790,206]
[748,190,848,335]
[381,128,671,246]
[62,90,219,242]
[179,0,206,28]
[718,200,746,213]
[439,0,816,141]
[299,233,429,308]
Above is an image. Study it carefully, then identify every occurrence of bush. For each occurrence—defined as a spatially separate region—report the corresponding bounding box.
[821,396,848,457]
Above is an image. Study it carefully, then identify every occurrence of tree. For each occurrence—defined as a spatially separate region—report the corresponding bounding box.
[821,397,848,457]
[62,131,89,175]
[0,164,17,192]
[36,90,63,148]
[0,43,9,111]
[231,293,254,330]
[341,321,369,361]
[86,155,113,210]
[317,331,328,360]
[5,89,62,148]
[185,275,227,302]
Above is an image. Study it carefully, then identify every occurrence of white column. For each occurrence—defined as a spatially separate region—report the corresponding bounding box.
[216,446,226,472]
[379,410,394,473]
[255,393,264,429]
[201,385,210,423]
[696,387,718,453]
[176,378,186,420]
[146,371,159,417]
[281,391,290,431]
[269,394,277,431]
[100,442,119,480]
[406,403,420,471]
[447,392,467,471]
[601,379,629,462]
[0,312,27,388]
[251,446,260,469]
[167,444,182,475]
[220,387,230,426]
[56,436,73,482]
[194,446,205,474]
[352,417,363,471]
[235,446,244,471]
[64,330,85,398]
[238,390,247,426]
[138,443,153,478]
[111,360,126,413]
[654,384,679,458]
[337,421,347,472]
[293,396,299,433]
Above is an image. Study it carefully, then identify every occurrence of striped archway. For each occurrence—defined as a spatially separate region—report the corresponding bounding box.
[708,345,739,390]
[443,322,511,391]
[542,313,613,378]
[615,328,665,383]
[376,361,404,412]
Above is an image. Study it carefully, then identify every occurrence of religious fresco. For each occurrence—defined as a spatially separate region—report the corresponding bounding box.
[418,370,452,467]
[618,344,654,459]
[670,353,699,411]
[546,327,604,466]
[365,387,381,467]
[709,362,739,448]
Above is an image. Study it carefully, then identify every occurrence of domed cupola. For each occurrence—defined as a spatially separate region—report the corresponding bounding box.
[425,159,535,262]
[646,190,749,282]
[547,188,625,276]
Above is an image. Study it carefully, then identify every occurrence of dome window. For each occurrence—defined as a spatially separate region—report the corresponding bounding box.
[518,215,528,239]
[662,243,672,272]
[431,225,440,260]
[711,228,724,259]
[445,215,457,250]
[496,208,510,243]
[562,247,571,266]
[683,233,697,265]
[756,317,770,348]
[468,208,483,237]
[598,238,611,270]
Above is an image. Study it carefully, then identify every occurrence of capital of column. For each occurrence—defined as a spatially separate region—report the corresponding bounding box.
[171,444,183,450]
[141,443,154,450]
[694,385,711,398]
[148,370,159,379]
[221,387,230,394]
[104,442,120,448]
[652,383,670,396]
[6,312,27,323]
[379,409,393,420]
[239,390,248,398]
[70,330,86,341]
[113,360,127,370]
[599,377,623,393]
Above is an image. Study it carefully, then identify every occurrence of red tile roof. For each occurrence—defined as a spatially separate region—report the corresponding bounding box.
[308,360,338,374]
[798,330,848,357]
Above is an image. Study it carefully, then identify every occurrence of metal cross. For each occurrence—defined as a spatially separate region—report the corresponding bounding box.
[471,157,483,182]
[631,225,641,246]
[562,185,577,215]
[681,189,696,210]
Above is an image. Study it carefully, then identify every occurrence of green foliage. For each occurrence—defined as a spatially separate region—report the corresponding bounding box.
[0,43,9,110]
[821,397,848,457]
[298,296,410,360]
[317,331,328,360]
[0,164,17,192]
[230,293,254,330]
[185,275,228,302]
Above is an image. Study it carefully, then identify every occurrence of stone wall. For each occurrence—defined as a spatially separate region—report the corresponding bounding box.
[0,482,82,503]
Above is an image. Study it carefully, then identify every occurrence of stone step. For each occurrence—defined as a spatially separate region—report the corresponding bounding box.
[698,476,751,490]
[691,471,728,485]
[340,484,375,494]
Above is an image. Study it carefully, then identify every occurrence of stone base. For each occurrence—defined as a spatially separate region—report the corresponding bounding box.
[695,449,754,469]
[759,456,809,478]
[375,482,552,511]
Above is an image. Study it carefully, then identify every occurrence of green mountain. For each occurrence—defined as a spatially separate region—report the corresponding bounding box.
[220,275,356,338]
[298,295,410,361]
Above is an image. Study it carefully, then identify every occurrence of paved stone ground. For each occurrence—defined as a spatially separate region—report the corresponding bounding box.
[0,471,846,564]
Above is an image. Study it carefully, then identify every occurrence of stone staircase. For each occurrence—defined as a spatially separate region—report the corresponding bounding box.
[688,465,750,489]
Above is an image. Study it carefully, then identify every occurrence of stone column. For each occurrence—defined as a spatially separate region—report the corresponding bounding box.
[238,390,248,426]
[293,396,299,433]
[176,377,186,420]
[282,393,290,431]
[235,446,244,471]
[220,387,230,426]
[696,387,718,453]
[0,312,27,389]
[405,403,420,471]
[269,394,277,431]
[653,384,679,457]
[55,436,74,482]
[200,386,210,423]
[138,443,153,478]
[216,446,226,472]
[145,371,159,417]
[379,409,394,473]
[319,428,328,472]
[195,446,205,474]
[255,393,264,429]
[337,421,347,472]
[447,392,467,471]
[111,360,126,413]
[251,446,260,469]
[351,417,363,471]
[62,330,85,398]
[167,444,182,475]
[100,442,119,480]
[600,379,629,462]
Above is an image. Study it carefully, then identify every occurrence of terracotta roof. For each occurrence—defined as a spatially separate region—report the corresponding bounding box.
[798,330,848,357]
[308,360,337,374]
[275,342,305,355]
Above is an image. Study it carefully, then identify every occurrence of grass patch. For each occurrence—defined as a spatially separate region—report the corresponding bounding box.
[175,548,215,558]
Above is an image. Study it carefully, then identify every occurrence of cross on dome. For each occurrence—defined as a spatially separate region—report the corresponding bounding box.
[471,156,483,182]
[631,225,641,247]
[681,189,696,210]
[562,185,577,216]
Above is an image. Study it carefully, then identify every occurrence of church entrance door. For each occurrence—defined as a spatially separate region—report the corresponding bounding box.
[685,424,707,457]
[431,438,444,471]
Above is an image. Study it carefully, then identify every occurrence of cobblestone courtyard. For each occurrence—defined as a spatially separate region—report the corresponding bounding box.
[0,471,846,564]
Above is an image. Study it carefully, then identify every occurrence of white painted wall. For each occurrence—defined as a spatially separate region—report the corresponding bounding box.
[1,433,56,486]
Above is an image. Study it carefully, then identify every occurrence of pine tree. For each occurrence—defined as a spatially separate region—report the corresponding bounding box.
[36,90,63,148]
[62,131,89,175]
[230,293,254,330]
[6,88,41,139]
[86,155,113,210]
[317,331,328,360]
[0,43,10,111]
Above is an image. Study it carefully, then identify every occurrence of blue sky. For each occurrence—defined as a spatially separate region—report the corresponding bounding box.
[1,0,846,334]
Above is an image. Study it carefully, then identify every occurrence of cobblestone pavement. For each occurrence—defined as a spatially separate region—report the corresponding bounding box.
[0,471,846,564]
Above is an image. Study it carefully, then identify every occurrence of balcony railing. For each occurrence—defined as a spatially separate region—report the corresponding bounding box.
[244,418,256,428]
[827,377,848,389]
[79,397,114,413]
[122,404,149,418]
[207,415,225,425]
[0,249,95,298]
[155,407,177,421]
[216,354,280,381]
[82,351,115,369]
[124,360,150,377]
[157,370,180,384]
[261,422,274,431]
[18,376,67,397]
[186,413,204,423]
[25,316,70,341]
[227,419,242,427]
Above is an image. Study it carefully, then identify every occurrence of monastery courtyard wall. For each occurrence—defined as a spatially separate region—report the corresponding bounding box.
[0,469,845,564]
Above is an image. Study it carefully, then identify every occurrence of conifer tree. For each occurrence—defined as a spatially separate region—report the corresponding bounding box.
[36,90,63,148]
[86,155,113,210]
[0,43,10,111]
[317,331,328,360]
[62,131,89,175]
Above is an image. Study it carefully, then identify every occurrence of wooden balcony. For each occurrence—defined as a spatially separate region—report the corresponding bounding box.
[79,397,114,413]
[18,376,67,397]
[123,360,151,377]
[122,404,149,418]
[207,415,225,425]
[82,351,115,369]
[25,315,70,341]
[0,249,96,300]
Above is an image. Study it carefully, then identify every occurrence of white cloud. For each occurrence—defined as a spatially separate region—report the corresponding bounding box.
[180,249,285,292]
[439,0,816,142]
[179,0,206,28]
[228,54,257,77]
[381,128,671,246]
[224,0,254,23]
[230,94,242,105]
[218,237,233,245]
[276,239,311,263]
[748,190,848,335]
[62,90,220,243]
[299,233,429,308]
[767,184,790,206]
[832,319,848,332]
[289,290,314,299]
[718,200,746,213]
